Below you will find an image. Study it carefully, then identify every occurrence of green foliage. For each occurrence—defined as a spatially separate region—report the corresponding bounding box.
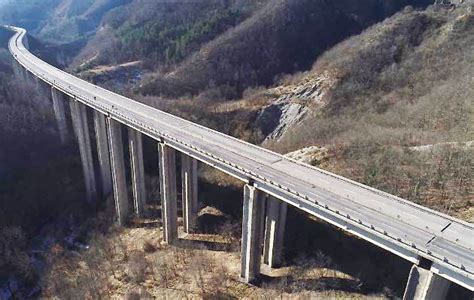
[117,8,243,65]
[141,0,429,99]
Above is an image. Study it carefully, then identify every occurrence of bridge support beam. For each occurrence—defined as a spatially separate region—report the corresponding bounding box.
[181,154,198,233]
[159,143,178,244]
[403,264,451,300]
[69,99,97,203]
[107,118,129,225]
[93,111,113,198]
[241,184,265,284]
[263,197,287,268]
[129,129,146,217]
[51,87,69,144]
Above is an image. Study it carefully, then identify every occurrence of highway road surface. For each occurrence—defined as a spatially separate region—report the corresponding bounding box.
[6,26,473,291]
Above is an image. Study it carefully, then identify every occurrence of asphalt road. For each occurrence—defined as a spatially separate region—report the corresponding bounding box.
[7,26,473,290]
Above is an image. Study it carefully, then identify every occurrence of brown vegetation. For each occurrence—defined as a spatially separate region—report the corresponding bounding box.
[264,5,474,220]
[141,0,432,98]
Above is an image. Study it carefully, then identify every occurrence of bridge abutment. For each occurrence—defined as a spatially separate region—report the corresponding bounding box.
[403,264,451,300]
[129,129,147,218]
[93,111,113,198]
[181,154,199,233]
[51,87,69,144]
[159,143,178,244]
[241,184,265,284]
[263,196,287,268]
[69,99,98,203]
[107,118,130,225]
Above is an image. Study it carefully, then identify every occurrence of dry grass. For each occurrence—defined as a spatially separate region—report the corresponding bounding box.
[263,7,474,220]
[39,221,391,299]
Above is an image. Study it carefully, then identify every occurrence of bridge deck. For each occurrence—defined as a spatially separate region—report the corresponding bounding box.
[7,26,473,290]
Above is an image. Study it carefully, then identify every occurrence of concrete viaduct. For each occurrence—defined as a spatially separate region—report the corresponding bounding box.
[6,26,473,299]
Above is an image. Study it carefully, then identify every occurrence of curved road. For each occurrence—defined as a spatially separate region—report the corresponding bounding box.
[6,26,473,290]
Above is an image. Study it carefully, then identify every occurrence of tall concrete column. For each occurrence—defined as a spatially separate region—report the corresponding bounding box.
[24,69,32,86]
[79,103,97,198]
[22,68,30,84]
[19,66,27,84]
[33,75,41,92]
[129,128,146,217]
[263,197,287,268]
[93,111,113,198]
[51,87,68,144]
[158,143,178,244]
[107,118,129,225]
[403,264,451,300]
[69,99,97,203]
[241,184,265,284]
[12,61,21,80]
[181,154,198,233]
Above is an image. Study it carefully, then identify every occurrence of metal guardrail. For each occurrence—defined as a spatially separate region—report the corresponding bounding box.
[6,25,473,291]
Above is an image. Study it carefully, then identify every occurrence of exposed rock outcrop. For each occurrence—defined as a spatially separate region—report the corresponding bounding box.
[257,71,336,141]
[285,146,330,166]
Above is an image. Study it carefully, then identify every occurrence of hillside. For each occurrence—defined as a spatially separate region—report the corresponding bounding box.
[140,0,433,98]
[71,0,267,72]
[38,0,131,43]
[257,3,474,220]
[4,0,469,221]
[131,2,473,221]
[0,0,61,33]
[1,2,473,298]
[70,0,432,99]
[0,0,130,43]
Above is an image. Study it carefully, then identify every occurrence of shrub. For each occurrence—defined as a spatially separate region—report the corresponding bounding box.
[127,250,148,284]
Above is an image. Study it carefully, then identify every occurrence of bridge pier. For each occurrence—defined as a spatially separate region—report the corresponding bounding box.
[181,154,199,233]
[19,67,28,84]
[12,61,22,80]
[107,118,130,225]
[51,87,69,144]
[129,129,147,217]
[403,264,451,300]
[33,75,41,92]
[23,69,30,84]
[23,68,32,85]
[241,184,265,284]
[159,143,178,244]
[69,99,98,203]
[263,197,287,268]
[93,111,113,198]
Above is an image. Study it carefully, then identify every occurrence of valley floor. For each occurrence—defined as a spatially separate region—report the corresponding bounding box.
[42,220,389,299]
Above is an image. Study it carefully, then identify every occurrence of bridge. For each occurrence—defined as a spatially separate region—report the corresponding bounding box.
[6,26,473,299]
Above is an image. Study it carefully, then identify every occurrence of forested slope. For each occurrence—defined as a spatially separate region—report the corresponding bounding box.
[0,27,86,294]
[72,0,267,71]
[0,0,130,42]
[262,3,474,220]
[142,0,433,98]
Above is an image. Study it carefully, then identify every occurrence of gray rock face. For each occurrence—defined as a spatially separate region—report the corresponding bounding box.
[260,102,308,141]
[257,71,335,141]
